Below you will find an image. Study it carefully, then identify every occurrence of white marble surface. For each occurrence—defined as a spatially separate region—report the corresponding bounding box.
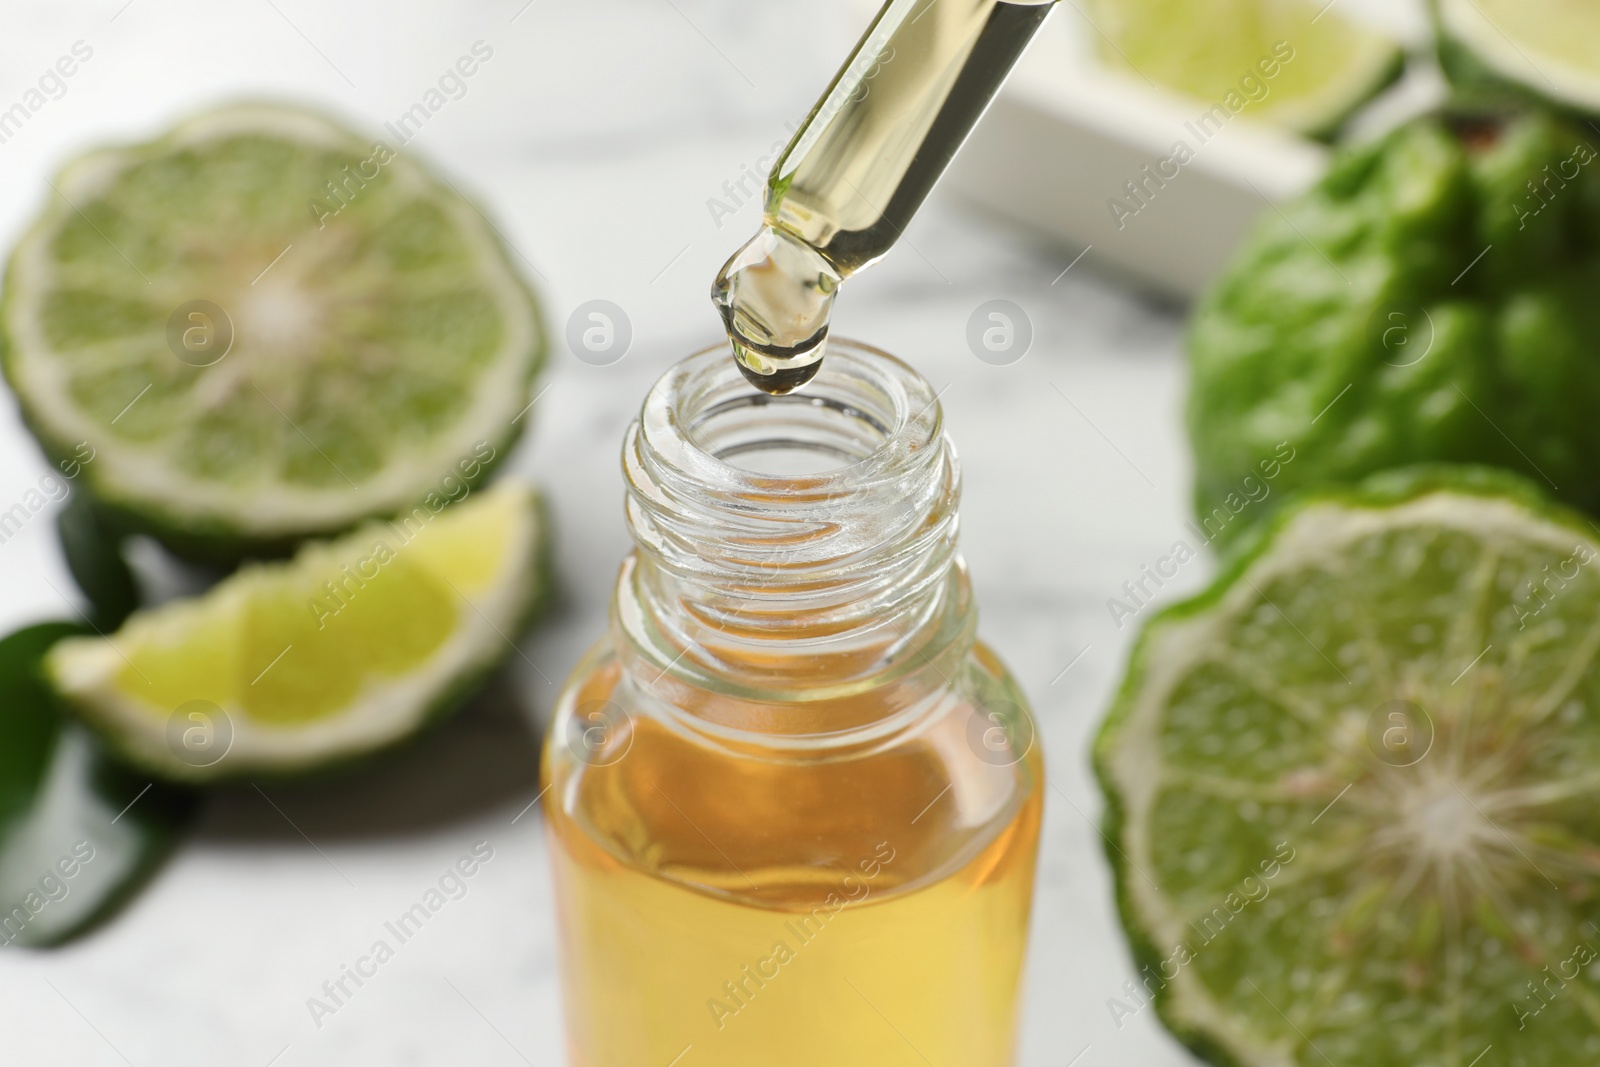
[0,2,1219,1064]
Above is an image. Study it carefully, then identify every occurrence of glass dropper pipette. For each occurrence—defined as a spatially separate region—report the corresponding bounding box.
[713,0,1058,393]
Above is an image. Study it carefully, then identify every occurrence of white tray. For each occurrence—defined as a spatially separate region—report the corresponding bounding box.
[937,1,1437,299]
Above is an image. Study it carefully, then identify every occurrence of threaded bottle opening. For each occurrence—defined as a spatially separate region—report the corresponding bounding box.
[619,338,966,702]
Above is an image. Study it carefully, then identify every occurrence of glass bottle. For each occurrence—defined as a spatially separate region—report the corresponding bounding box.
[541,339,1043,1066]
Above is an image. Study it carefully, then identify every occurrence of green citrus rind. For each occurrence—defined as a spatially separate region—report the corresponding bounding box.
[1096,465,1600,1067]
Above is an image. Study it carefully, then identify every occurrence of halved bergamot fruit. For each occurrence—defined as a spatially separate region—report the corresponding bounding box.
[1096,467,1600,1066]
[1436,0,1600,116]
[1084,0,1404,138]
[47,480,546,783]
[0,102,545,558]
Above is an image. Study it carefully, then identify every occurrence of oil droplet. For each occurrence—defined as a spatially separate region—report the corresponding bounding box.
[711,225,840,394]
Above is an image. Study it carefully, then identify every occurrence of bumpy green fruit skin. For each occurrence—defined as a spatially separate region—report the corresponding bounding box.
[1187,111,1600,547]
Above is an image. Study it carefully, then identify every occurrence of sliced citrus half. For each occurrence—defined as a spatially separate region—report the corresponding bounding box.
[0,102,546,558]
[1096,467,1600,1065]
[1436,0,1600,116]
[1085,0,1404,137]
[47,480,547,782]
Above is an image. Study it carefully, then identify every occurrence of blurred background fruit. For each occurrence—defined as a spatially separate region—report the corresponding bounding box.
[1085,0,1404,139]
[1434,0,1600,117]
[1188,111,1600,545]
[1,103,546,561]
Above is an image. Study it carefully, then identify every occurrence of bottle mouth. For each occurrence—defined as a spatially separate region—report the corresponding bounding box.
[636,337,941,488]
[621,337,963,702]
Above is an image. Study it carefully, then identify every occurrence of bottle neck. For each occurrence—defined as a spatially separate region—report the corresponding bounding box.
[615,339,972,732]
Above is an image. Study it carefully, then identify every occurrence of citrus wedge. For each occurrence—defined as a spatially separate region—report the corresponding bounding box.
[1085,0,1404,137]
[47,480,546,782]
[1437,0,1600,115]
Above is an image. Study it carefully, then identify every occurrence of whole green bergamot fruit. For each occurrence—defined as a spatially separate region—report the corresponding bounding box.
[1188,110,1600,546]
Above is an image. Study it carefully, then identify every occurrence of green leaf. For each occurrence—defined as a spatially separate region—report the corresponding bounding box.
[0,622,194,948]
[56,493,139,630]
